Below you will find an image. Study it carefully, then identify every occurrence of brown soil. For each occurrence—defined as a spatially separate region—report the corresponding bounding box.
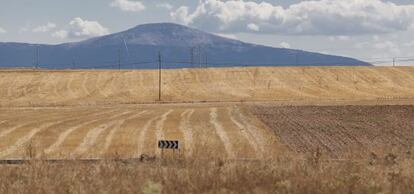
[251,105,414,158]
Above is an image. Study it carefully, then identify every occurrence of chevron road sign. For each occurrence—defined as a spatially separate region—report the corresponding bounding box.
[158,140,179,149]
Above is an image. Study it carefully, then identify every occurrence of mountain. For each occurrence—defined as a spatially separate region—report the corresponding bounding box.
[0,23,370,69]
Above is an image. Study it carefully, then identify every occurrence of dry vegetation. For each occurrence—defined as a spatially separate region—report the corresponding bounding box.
[1,148,414,194]
[1,67,414,193]
[0,66,414,107]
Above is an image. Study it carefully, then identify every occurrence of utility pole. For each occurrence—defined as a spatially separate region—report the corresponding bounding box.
[393,58,396,67]
[295,53,299,66]
[118,49,121,70]
[205,54,208,68]
[35,46,39,69]
[204,46,208,68]
[72,57,76,69]
[198,46,202,68]
[190,47,195,68]
[158,51,162,101]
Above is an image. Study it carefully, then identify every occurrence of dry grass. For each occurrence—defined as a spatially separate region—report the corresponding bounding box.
[1,147,414,194]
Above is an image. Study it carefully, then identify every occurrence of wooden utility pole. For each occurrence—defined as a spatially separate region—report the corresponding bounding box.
[158,51,162,101]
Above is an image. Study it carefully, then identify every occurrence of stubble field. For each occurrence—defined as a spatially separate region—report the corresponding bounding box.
[1,67,414,193]
[0,66,414,107]
[0,104,278,160]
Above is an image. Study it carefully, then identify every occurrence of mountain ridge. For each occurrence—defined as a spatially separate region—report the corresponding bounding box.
[0,23,370,69]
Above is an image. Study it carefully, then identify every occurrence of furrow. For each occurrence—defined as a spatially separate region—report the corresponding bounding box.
[233,107,266,153]
[209,108,235,158]
[179,109,195,157]
[0,121,65,158]
[228,107,261,158]
[155,110,174,156]
[0,123,29,139]
[99,110,148,156]
[71,111,133,157]
[42,109,121,155]
[136,115,160,157]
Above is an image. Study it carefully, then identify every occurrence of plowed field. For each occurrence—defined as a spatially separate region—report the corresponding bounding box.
[251,105,414,158]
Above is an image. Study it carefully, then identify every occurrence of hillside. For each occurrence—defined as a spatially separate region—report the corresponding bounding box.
[0,23,369,68]
[0,66,413,107]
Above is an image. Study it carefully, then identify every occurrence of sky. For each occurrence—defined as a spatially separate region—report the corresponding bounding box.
[1,0,414,65]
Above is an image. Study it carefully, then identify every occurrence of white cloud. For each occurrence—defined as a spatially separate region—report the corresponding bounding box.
[52,30,69,39]
[170,6,192,25]
[32,22,56,33]
[329,36,350,41]
[0,27,6,34]
[110,0,145,12]
[53,17,109,39]
[171,0,414,35]
[355,40,401,58]
[19,26,29,34]
[279,42,291,49]
[247,23,259,32]
[373,41,401,55]
[157,3,173,10]
[214,33,238,40]
[403,41,414,47]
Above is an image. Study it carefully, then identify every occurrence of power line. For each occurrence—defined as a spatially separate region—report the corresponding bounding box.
[190,47,195,68]
[158,51,162,101]
[35,46,39,69]
[118,49,121,70]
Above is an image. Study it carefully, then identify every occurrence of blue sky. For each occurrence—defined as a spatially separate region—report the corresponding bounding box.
[1,0,414,64]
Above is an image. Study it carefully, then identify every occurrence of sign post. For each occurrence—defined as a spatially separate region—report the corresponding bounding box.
[158,140,180,158]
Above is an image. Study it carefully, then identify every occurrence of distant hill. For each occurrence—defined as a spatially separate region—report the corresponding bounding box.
[0,23,370,69]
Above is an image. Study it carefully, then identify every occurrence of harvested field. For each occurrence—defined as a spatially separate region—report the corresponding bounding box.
[0,104,278,160]
[0,66,414,107]
[251,105,414,158]
[1,67,414,193]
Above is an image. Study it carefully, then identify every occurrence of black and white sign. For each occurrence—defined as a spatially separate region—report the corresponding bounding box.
[158,140,179,149]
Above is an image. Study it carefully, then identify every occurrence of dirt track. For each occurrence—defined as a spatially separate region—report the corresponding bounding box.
[251,105,414,158]
[1,66,414,107]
